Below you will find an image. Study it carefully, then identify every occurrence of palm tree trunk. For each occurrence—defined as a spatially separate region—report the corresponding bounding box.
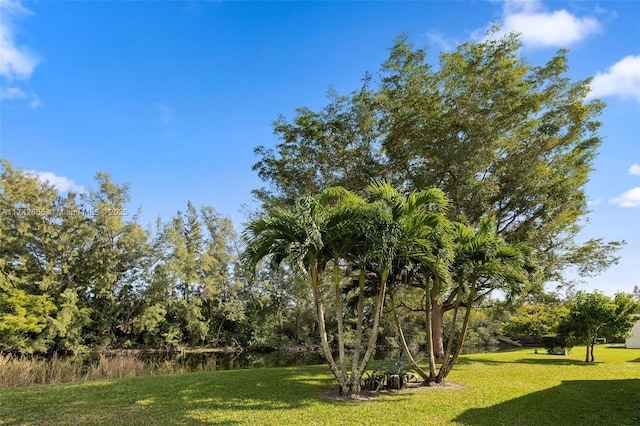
[440,289,461,376]
[350,268,366,394]
[357,268,388,379]
[333,260,347,386]
[390,292,428,380]
[431,297,445,359]
[424,276,437,381]
[310,261,346,393]
[437,285,475,382]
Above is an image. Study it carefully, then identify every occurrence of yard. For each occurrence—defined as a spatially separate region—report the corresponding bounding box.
[1,346,639,425]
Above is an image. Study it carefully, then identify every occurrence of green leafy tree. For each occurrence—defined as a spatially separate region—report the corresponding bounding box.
[253,85,384,210]
[0,278,55,352]
[243,182,451,395]
[1,160,59,352]
[558,291,640,362]
[149,203,243,348]
[79,173,151,346]
[502,303,569,343]
[252,31,621,333]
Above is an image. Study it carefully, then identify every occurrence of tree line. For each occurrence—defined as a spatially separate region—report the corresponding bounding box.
[0,161,243,352]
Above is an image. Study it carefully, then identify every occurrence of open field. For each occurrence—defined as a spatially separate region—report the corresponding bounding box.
[1,346,639,425]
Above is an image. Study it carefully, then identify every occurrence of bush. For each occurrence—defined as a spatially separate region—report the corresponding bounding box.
[540,334,570,355]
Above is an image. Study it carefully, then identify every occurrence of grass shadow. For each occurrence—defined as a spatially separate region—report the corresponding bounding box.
[514,357,599,366]
[454,379,640,425]
[457,355,596,367]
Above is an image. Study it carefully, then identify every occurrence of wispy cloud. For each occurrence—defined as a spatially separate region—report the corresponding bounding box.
[1,0,41,109]
[610,187,640,208]
[425,31,458,52]
[587,197,602,207]
[484,0,602,49]
[28,93,41,109]
[155,103,175,125]
[587,55,640,103]
[0,0,39,81]
[629,164,640,176]
[0,86,26,99]
[26,170,85,193]
[0,86,41,108]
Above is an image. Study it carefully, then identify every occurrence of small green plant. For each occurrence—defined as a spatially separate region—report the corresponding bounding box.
[362,352,420,391]
[361,370,385,391]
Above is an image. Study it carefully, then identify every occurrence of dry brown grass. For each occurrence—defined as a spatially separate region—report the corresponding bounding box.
[0,352,188,388]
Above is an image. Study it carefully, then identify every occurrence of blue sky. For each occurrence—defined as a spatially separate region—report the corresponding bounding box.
[1,0,638,295]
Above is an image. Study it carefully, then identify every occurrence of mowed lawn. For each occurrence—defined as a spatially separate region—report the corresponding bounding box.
[1,346,639,425]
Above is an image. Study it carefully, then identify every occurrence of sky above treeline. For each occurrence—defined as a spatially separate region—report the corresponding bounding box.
[1,0,639,296]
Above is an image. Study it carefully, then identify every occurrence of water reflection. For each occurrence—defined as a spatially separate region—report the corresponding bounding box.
[161,345,502,373]
[131,349,329,373]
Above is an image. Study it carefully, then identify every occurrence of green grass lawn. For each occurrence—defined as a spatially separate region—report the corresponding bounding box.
[1,345,639,425]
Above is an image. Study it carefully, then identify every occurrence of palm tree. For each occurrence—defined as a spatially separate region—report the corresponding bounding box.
[362,181,452,382]
[242,189,367,395]
[389,216,535,384]
[369,184,453,382]
[434,218,535,382]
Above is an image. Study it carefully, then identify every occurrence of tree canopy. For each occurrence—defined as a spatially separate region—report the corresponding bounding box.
[557,291,639,362]
[252,30,621,287]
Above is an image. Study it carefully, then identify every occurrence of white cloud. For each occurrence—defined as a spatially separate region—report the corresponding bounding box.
[587,197,602,207]
[28,93,41,109]
[610,187,640,208]
[26,170,85,193]
[425,31,457,52]
[587,55,640,103]
[487,0,602,49]
[629,164,640,176]
[0,0,39,81]
[0,85,26,99]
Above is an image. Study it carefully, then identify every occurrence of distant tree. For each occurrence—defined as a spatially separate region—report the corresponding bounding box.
[558,291,640,362]
[0,160,59,352]
[0,161,151,352]
[502,303,569,343]
[149,202,242,348]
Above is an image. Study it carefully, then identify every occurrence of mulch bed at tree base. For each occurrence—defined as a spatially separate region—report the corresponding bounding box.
[322,381,466,401]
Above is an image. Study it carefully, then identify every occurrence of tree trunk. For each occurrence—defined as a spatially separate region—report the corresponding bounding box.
[350,269,366,394]
[390,292,428,380]
[437,286,475,383]
[585,332,591,363]
[356,268,388,380]
[424,277,437,381]
[442,292,461,366]
[333,261,347,385]
[310,261,347,394]
[431,296,446,359]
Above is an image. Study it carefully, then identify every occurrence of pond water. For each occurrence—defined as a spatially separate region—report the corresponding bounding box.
[112,345,504,373]
[145,349,329,372]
